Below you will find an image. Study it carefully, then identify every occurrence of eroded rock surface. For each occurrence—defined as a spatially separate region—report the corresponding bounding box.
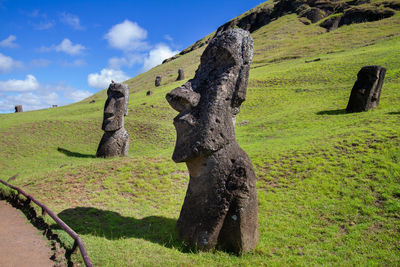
[96,82,130,157]
[346,65,386,113]
[166,28,258,254]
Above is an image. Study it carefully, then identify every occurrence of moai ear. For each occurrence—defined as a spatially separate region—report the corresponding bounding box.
[124,84,129,116]
[231,32,253,114]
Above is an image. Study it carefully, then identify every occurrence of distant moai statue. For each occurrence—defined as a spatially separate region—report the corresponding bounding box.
[15,105,23,113]
[346,65,386,113]
[177,68,185,81]
[52,105,58,108]
[155,75,162,87]
[166,29,258,254]
[96,81,130,157]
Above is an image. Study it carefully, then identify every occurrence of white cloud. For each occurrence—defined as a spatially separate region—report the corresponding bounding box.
[33,21,55,30]
[0,74,39,92]
[30,58,51,67]
[7,92,41,105]
[108,53,143,69]
[60,12,84,30]
[40,38,86,55]
[63,59,87,67]
[164,34,173,42]
[142,44,179,71]
[88,68,130,89]
[42,92,59,105]
[26,9,47,18]
[0,35,18,48]
[0,76,95,113]
[65,90,92,102]
[55,39,85,55]
[0,53,23,73]
[104,20,148,51]
[0,92,56,112]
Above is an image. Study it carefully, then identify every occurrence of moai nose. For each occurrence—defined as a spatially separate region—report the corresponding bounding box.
[105,97,116,114]
[166,84,200,112]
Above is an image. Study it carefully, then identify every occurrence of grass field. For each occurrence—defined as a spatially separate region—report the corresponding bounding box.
[1,5,400,266]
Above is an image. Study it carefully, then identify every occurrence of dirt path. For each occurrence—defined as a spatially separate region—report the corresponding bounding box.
[0,200,54,267]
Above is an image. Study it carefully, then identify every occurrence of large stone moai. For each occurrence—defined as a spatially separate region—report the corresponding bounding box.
[166,29,258,254]
[155,75,162,87]
[96,82,130,157]
[177,68,185,81]
[15,105,23,113]
[346,65,386,113]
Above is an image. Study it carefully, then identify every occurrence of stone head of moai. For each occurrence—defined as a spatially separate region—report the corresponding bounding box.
[166,28,258,254]
[102,82,129,132]
[96,81,130,157]
[167,29,253,163]
[346,65,386,113]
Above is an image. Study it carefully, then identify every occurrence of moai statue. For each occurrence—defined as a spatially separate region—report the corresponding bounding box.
[15,105,23,113]
[155,75,162,87]
[177,68,185,81]
[96,82,130,157]
[166,29,258,254]
[346,65,386,113]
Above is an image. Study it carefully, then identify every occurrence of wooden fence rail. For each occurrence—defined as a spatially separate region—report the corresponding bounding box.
[0,177,93,267]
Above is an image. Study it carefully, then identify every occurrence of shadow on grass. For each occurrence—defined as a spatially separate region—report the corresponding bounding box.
[388,111,400,115]
[54,207,187,251]
[316,109,347,115]
[57,147,96,158]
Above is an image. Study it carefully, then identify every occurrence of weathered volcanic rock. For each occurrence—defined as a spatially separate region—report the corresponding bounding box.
[166,28,258,254]
[146,90,153,96]
[14,105,23,113]
[155,75,162,87]
[96,82,130,157]
[96,127,129,157]
[346,65,386,113]
[177,68,185,81]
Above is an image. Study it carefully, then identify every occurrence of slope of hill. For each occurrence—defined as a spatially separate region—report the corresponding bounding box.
[1,0,400,265]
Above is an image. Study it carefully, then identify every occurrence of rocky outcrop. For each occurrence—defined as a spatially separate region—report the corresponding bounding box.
[320,4,396,31]
[346,65,386,113]
[166,29,258,254]
[218,0,397,33]
[163,0,398,63]
[96,82,130,157]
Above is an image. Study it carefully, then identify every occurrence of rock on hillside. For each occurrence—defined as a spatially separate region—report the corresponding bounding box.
[163,0,399,63]
[218,0,399,33]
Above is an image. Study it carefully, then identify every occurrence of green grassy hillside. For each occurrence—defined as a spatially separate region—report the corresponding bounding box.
[1,2,400,266]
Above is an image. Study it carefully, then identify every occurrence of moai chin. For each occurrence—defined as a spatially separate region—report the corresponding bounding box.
[96,82,130,157]
[346,65,386,113]
[166,29,258,254]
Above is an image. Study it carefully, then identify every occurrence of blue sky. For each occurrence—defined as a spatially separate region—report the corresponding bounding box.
[0,0,263,113]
